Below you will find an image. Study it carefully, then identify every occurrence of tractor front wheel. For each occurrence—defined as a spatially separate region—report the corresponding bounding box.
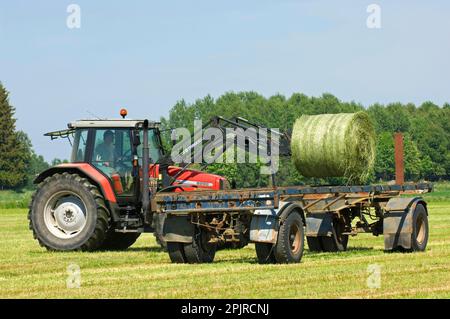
[28,173,109,251]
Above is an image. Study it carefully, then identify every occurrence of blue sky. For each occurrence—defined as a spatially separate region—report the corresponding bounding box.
[0,0,449,160]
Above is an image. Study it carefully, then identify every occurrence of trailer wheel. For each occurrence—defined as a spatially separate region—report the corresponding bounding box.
[167,242,187,263]
[100,231,141,250]
[410,204,429,252]
[274,210,305,263]
[306,237,322,252]
[28,173,109,251]
[255,243,277,264]
[320,218,348,252]
[183,228,217,263]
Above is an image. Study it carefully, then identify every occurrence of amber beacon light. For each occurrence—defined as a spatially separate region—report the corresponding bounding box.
[120,108,128,119]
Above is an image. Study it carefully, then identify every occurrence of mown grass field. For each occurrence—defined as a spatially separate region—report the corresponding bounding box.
[0,184,449,299]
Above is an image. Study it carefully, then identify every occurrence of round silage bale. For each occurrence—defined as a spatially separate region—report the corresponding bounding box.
[291,112,376,183]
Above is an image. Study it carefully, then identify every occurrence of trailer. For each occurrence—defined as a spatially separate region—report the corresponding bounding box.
[153,182,432,263]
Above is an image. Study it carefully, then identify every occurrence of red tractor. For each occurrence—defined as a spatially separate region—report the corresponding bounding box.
[28,113,227,252]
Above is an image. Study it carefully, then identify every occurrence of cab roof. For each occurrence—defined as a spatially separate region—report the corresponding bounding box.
[68,119,160,129]
[45,119,160,140]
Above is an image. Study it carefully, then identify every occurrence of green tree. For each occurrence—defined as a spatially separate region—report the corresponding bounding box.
[161,91,450,186]
[0,83,31,189]
[51,158,69,166]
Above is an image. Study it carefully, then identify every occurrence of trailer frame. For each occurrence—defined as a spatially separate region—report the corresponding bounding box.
[152,182,432,263]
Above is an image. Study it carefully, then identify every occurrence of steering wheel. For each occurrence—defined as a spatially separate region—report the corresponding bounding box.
[115,149,133,170]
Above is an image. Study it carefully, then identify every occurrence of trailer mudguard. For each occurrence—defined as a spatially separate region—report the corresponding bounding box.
[305,213,334,237]
[383,197,427,251]
[250,202,305,244]
[162,214,195,243]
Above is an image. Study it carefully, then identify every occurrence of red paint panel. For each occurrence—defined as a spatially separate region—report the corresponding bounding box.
[166,166,225,191]
[58,163,117,202]
[148,164,226,191]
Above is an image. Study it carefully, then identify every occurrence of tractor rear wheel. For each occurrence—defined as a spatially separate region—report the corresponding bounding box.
[100,231,141,250]
[28,173,109,251]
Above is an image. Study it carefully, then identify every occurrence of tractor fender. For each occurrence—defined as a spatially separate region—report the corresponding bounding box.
[383,197,427,251]
[250,202,306,244]
[34,164,120,221]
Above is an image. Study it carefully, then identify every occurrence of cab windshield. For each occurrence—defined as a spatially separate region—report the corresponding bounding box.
[137,129,162,164]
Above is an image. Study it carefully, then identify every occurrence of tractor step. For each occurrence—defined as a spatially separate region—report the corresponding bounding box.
[115,228,144,233]
[118,217,141,222]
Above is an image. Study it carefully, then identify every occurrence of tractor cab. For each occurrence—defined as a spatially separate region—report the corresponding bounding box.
[41,111,227,216]
[45,118,164,200]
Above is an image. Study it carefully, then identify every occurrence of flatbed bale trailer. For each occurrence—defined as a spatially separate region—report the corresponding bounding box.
[153,182,432,264]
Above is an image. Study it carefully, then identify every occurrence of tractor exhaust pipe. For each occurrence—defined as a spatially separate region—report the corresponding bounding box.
[142,119,151,223]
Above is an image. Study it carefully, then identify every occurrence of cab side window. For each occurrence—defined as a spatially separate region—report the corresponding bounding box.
[71,129,88,163]
[91,129,135,196]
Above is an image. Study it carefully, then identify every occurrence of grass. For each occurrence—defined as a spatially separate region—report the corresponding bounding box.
[0,185,449,299]
[0,190,32,209]
[420,181,450,202]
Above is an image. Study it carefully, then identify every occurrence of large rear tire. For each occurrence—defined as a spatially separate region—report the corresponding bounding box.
[28,173,109,251]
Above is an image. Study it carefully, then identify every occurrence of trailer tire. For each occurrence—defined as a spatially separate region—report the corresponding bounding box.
[410,203,428,252]
[183,228,216,263]
[306,236,322,252]
[167,242,187,263]
[255,243,277,264]
[320,219,348,252]
[274,210,305,264]
[100,231,141,250]
[28,173,109,251]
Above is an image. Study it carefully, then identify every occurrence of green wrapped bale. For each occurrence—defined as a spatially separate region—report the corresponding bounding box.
[291,112,376,183]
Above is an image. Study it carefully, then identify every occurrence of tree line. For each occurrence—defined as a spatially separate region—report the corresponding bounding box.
[161,92,450,187]
[1,82,449,190]
[0,83,67,190]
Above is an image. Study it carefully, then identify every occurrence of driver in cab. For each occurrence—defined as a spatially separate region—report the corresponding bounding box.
[95,130,115,166]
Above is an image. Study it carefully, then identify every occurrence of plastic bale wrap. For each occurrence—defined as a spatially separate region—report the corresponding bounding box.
[291,112,376,183]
